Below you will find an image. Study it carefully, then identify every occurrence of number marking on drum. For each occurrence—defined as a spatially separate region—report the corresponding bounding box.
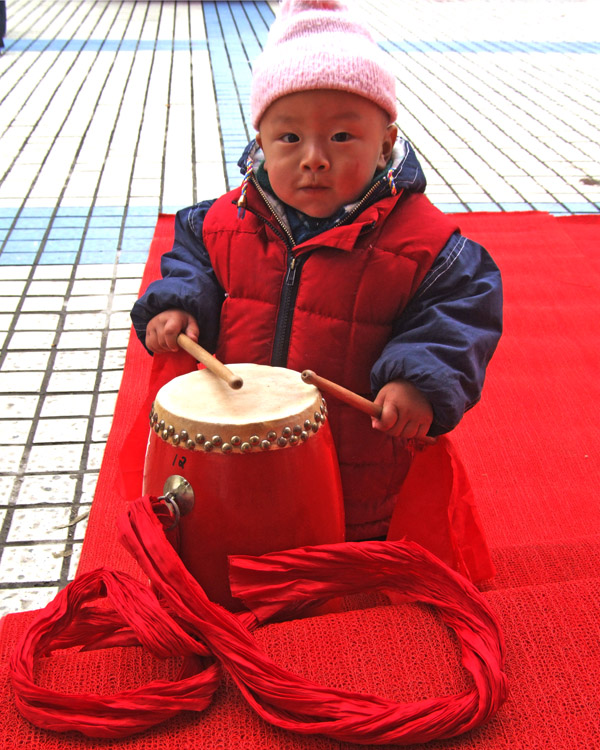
[172,454,187,470]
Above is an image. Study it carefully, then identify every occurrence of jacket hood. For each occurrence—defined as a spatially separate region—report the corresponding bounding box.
[386,138,427,193]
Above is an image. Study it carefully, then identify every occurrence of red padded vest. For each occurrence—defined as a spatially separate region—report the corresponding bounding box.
[203,184,459,539]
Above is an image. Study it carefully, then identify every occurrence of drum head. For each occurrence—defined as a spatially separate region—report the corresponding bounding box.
[150,364,327,454]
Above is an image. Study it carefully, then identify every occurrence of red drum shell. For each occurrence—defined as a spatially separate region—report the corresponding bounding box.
[143,365,345,611]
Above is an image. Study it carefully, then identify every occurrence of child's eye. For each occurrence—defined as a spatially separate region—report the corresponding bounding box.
[332,132,352,142]
[280,133,300,143]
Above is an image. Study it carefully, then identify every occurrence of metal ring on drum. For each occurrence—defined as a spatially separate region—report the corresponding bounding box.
[142,363,345,611]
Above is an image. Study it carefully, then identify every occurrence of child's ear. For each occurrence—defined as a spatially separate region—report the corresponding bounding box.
[377,123,398,169]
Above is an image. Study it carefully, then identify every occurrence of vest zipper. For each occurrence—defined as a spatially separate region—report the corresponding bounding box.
[272,255,304,366]
[251,177,296,248]
[249,175,395,367]
[329,178,386,231]
[286,257,297,286]
[250,178,302,367]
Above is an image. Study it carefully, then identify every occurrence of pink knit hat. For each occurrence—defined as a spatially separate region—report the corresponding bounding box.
[250,0,397,130]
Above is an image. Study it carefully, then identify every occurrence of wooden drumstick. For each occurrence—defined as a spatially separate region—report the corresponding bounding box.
[301,369,436,445]
[302,369,382,419]
[177,333,243,390]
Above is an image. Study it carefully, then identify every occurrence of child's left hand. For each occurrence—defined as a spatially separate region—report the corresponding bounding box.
[371,379,433,440]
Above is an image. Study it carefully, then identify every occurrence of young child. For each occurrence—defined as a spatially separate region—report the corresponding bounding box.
[131,0,502,543]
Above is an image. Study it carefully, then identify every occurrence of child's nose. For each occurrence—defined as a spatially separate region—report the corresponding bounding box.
[301,143,330,171]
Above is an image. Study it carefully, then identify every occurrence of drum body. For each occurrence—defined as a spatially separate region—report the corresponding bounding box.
[143,364,345,610]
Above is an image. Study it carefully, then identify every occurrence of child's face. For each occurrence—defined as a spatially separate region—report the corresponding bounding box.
[256,90,397,219]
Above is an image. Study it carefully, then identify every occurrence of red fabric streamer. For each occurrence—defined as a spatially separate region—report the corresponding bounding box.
[10,496,507,744]
[387,435,495,582]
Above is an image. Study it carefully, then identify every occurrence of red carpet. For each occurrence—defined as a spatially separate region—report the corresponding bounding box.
[1,212,600,748]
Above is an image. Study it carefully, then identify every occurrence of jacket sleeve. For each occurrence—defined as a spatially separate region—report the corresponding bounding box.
[130,200,224,352]
[370,232,503,435]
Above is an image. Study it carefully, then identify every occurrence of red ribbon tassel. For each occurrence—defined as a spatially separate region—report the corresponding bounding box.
[10,496,507,742]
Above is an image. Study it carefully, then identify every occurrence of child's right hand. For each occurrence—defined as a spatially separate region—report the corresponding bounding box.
[145,309,200,353]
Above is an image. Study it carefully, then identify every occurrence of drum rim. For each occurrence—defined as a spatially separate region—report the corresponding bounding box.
[149,365,330,454]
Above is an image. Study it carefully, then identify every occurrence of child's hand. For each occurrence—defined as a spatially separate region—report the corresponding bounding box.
[145,309,200,353]
[372,379,433,440]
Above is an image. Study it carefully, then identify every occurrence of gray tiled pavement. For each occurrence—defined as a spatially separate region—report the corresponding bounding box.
[0,0,598,616]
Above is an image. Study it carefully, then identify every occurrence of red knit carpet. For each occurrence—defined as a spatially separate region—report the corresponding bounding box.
[1,212,599,748]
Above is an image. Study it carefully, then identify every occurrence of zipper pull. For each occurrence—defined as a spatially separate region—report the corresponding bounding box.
[286,257,297,286]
